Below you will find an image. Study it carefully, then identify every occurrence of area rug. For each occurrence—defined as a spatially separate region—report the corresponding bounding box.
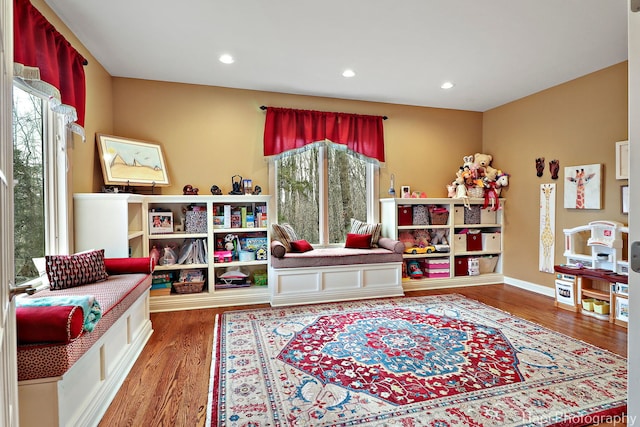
[206,294,627,426]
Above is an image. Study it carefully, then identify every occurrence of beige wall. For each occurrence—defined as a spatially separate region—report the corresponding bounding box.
[33,0,629,290]
[31,0,114,194]
[111,78,483,198]
[484,62,628,288]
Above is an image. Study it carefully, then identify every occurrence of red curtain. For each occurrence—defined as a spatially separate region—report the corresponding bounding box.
[13,0,87,126]
[263,107,385,162]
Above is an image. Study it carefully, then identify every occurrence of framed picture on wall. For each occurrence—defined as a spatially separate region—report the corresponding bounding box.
[563,163,602,209]
[96,134,170,187]
[615,140,629,180]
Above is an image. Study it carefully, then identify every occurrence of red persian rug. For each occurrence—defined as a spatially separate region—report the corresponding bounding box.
[206,295,627,426]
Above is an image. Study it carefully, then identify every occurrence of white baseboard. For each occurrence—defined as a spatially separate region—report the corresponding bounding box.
[503,276,555,298]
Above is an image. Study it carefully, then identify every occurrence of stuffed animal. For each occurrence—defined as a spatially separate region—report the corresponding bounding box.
[398,231,416,249]
[474,152,499,183]
[413,229,431,247]
[430,229,449,245]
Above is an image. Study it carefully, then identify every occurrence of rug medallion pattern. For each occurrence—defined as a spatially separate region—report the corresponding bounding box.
[207,295,627,426]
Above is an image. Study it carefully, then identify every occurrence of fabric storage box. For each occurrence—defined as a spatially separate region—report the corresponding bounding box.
[453,234,467,254]
[412,205,429,225]
[480,208,497,224]
[478,256,499,273]
[425,269,450,278]
[482,232,501,252]
[424,258,450,270]
[454,257,468,276]
[466,231,482,251]
[464,205,481,224]
[398,205,413,226]
[185,210,207,233]
[453,206,464,225]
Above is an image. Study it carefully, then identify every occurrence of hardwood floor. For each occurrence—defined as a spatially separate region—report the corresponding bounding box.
[99,284,628,427]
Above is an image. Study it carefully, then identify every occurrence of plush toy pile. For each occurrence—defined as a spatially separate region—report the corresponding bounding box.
[447,153,509,210]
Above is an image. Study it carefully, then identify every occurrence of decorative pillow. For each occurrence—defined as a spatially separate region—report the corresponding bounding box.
[271,223,298,252]
[345,233,373,249]
[46,249,108,290]
[270,240,287,258]
[290,239,314,253]
[349,218,382,247]
[104,257,155,275]
[16,305,84,344]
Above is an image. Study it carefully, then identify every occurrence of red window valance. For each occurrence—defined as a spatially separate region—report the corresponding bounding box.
[263,107,385,162]
[13,0,87,131]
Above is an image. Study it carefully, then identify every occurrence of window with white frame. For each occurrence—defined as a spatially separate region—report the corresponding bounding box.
[12,84,70,285]
[272,142,378,246]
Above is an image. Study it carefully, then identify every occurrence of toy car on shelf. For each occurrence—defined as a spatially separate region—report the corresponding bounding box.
[404,245,436,254]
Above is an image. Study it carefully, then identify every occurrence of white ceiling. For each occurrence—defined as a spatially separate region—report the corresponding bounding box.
[44,0,628,112]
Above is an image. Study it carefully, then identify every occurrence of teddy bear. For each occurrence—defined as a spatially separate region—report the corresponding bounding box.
[398,231,416,249]
[473,153,499,183]
[413,229,431,247]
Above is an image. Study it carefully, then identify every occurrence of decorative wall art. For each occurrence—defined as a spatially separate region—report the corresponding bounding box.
[97,134,170,186]
[563,163,602,209]
[539,184,556,273]
[615,140,629,180]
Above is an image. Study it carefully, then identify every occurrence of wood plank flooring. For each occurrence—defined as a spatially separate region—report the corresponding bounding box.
[99,284,628,427]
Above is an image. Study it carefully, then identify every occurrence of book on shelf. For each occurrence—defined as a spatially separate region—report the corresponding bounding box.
[224,205,231,228]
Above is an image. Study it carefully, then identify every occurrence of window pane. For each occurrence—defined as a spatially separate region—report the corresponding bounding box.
[13,86,45,284]
[328,148,367,243]
[275,147,320,243]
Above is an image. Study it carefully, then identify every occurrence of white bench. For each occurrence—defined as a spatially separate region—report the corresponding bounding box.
[17,262,152,427]
[269,237,404,307]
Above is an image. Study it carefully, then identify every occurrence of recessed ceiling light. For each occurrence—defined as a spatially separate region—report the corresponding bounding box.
[342,69,356,78]
[219,54,234,64]
[441,81,454,89]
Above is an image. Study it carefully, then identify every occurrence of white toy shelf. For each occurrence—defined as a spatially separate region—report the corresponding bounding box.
[563,220,629,275]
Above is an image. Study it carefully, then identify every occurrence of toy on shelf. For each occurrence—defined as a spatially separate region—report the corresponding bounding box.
[563,220,628,275]
[447,152,509,211]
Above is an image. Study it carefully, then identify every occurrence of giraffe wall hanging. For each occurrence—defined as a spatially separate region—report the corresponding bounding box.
[539,184,556,273]
[563,163,602,209]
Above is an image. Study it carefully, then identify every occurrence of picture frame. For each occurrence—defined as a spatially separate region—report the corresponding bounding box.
[401,186,411,198]
[149,212,174,234]
[621,185,629,215]
[96,134,170,187]
[615,140,629,180]
[563,163,602,209]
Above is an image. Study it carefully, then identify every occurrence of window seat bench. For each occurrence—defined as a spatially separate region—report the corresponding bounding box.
[16,258,153,427]
[269,237,405,306]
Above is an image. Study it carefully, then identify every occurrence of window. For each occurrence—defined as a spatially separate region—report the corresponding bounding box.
[273,143,378,245]
[12,84,70,285]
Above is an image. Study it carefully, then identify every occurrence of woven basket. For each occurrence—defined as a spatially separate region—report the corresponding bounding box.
[173,281,205,294]
[468,187,484,198]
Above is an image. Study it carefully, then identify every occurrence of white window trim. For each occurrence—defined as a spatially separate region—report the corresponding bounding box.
[13,80,71,263]
[268,146,380,247]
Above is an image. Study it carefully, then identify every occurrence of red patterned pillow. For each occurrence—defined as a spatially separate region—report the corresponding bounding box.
[290,239,314,253]
[46,249,109,290]
[345,233,373,249]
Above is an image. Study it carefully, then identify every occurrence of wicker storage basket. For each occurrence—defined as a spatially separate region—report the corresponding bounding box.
[468,187,485,198]
[478,256,499,274]
[429,207,449,225]
[173,280,205,294]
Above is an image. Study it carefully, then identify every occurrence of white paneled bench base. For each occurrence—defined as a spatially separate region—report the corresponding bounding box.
[270,262,404,307]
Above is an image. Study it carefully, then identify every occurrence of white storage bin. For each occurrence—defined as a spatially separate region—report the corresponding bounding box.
[453,234,467,254]
[482,232,501,252]
[480,208,497,224]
